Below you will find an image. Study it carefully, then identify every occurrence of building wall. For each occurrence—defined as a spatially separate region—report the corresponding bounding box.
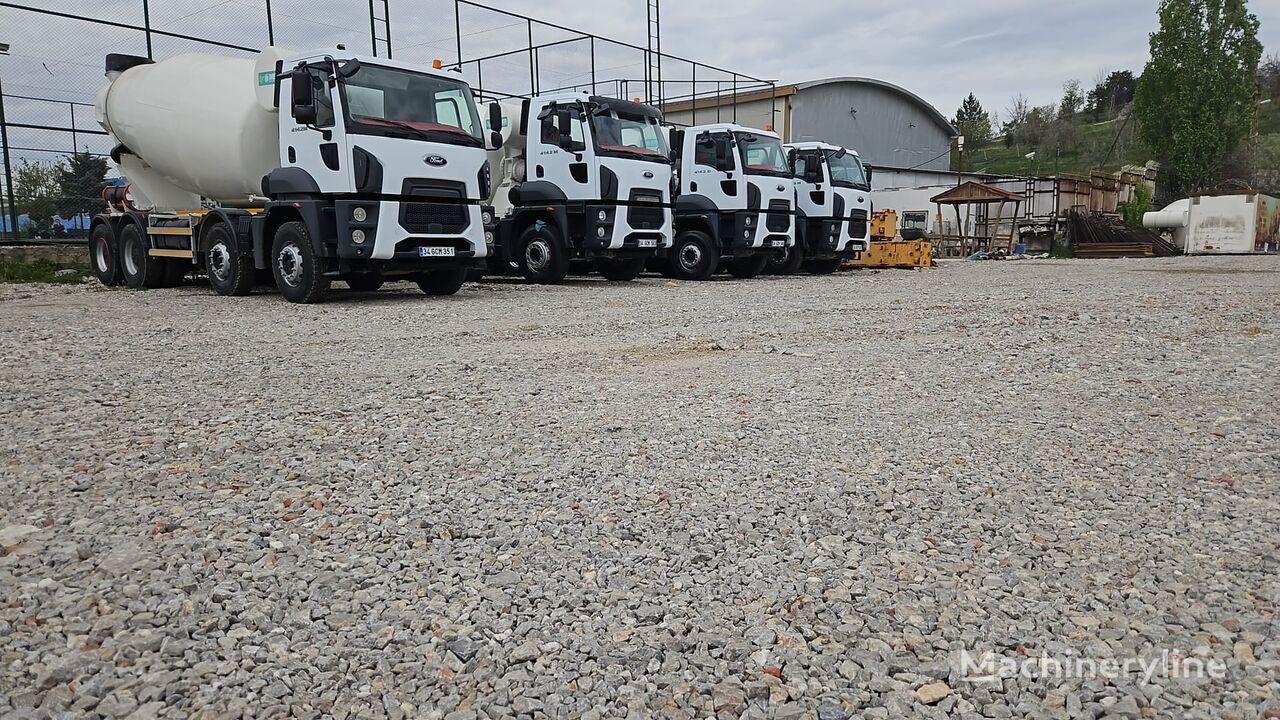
[663,95,788,136]
[790,82,952,172]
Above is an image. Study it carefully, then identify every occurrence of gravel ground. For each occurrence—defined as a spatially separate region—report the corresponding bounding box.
[1,256,1277,720]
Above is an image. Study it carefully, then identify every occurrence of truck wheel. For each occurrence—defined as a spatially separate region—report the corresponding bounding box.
[596,257,646,282]
[766,243,804,275]
[804,257,842,275]
[345,272,385,292]
[119,224,165,289]
[415,266,468,296]
[516,224,569,284]
[727,254,769,279]
[206,223,254,296]
[271,221,330,303]
[88,223,124,286]
[669,230,718,280]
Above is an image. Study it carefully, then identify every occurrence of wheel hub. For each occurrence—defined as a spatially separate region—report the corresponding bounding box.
[679,242,703,271]
[94,239,109,273]
[525,239,550,271]
[122,236,139,276]
[277,243,305,287]
[208,242,231,283]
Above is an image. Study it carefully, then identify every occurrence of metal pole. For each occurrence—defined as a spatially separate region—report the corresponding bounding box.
[265,0,274,45]
[0,77,18,242]
[716,81,720,122]
[455,0,462,66]
[527,21,535,95]
[142,0,153,57]
[368,0,378,55]
[69,102,78,153]
[590,37,595,94]
[690,63,695,125]
[732,74,737,122]
[383,0,392,58]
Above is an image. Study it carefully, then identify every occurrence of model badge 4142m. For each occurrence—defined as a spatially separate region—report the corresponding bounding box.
[88,47,498,303]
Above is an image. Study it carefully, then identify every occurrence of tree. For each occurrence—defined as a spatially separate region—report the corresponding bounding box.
[56,151,108,229]
[13,159,61,236]
[1060,80,1085,119]
[1087,70,1138,121]
[1002,93,1031,146]
[1135,0,1262,194]
[951,93,993,146]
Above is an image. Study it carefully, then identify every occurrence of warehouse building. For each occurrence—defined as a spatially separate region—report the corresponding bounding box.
[661,77,957,172]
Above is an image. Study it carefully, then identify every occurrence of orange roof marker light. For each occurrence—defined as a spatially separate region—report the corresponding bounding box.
[432,59,443,69]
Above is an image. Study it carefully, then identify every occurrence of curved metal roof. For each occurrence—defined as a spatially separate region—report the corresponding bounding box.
[793,77,957,136]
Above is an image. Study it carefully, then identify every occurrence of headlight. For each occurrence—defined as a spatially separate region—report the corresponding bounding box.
[352,207,367,222]
[597,226,607,239]
[598,210,608,223]
[743,229,751,239]
[745,216,754,227]
[351,229,366,244]
[482,210,493,225]
[484,230,495,244]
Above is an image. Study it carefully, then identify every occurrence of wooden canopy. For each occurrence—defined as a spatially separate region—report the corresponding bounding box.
[930,181,1024,206]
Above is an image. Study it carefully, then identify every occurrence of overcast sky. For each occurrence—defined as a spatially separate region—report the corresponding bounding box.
[0,0,1277,162]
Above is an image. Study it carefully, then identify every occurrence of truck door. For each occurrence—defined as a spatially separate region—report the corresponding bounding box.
[532,104,596,201]
[283,66,353,194]
[685,131,741,210]
[793,150,829,216]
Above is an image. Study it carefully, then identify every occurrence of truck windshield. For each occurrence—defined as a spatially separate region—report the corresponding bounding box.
[736,133,790,176]
[590,111,669,162]
[341,65,483,147]
[825,150,868,188]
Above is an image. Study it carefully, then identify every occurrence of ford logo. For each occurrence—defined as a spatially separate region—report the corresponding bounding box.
[424,155,448,167]
[643,171,654,179]
[777,184,786,192]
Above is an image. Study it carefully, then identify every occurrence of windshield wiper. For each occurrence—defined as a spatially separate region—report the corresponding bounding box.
[363,118,481,146]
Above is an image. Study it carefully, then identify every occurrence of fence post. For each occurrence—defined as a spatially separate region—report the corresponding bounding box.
[0,80,18,242]
[142,0,154,58]
[265,0,275,46]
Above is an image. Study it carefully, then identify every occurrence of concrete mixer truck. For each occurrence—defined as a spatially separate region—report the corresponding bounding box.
[482,93,673,283]
[771,141,872,274]
[89,48,499,303]
[662,123,794,281]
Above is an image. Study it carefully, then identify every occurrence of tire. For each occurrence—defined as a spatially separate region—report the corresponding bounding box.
[271,221,330,304]
[516,223,570,284]
[727,254,769,279]
[415,266,468,296]
[119,223,166,289]
[88,222,124,287]
[669,230,719,280]
[804,257,842,275]
[205,223,254,296]
[344,272,385,292]
[596,257,646,282]
[766,241,804,275]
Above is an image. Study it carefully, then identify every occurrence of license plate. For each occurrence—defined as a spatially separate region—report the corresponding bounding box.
[637,238,657,248]
[770,240,786,248]
[418,246,455,257]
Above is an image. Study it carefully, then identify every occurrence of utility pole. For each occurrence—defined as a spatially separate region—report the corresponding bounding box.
[0,41,18,243]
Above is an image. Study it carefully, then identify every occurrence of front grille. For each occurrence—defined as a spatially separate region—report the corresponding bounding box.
[766,199,791,232]
[399,179,469,234]
[848,208,868,239]
[626,192,664,230]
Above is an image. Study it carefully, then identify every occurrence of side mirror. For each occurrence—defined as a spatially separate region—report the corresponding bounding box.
[337,58,362,78]
[805,166,822,184]
[786,148,797,170]
[489,102,503,133]
[865,164,874,184]
[714,138,731,168]
[291,73,316,125]
[490,131,503,149]
[556,108,572,137]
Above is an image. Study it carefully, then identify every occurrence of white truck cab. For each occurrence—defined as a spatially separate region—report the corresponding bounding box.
[779,141,872,274]
[485,92,673,283]
[665,123,795,280]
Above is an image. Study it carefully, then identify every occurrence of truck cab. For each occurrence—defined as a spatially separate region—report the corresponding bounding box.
[665,123,795,280]
[486,93,673,283]
[267,53,494,298]
[778,141,872,274]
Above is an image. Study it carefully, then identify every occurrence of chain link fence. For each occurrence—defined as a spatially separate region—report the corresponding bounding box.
[0,0,771,242]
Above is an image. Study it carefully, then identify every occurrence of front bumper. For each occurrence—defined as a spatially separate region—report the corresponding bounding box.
[731,210,793,252]
[586,202,671,254]
[336,199,489,261]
